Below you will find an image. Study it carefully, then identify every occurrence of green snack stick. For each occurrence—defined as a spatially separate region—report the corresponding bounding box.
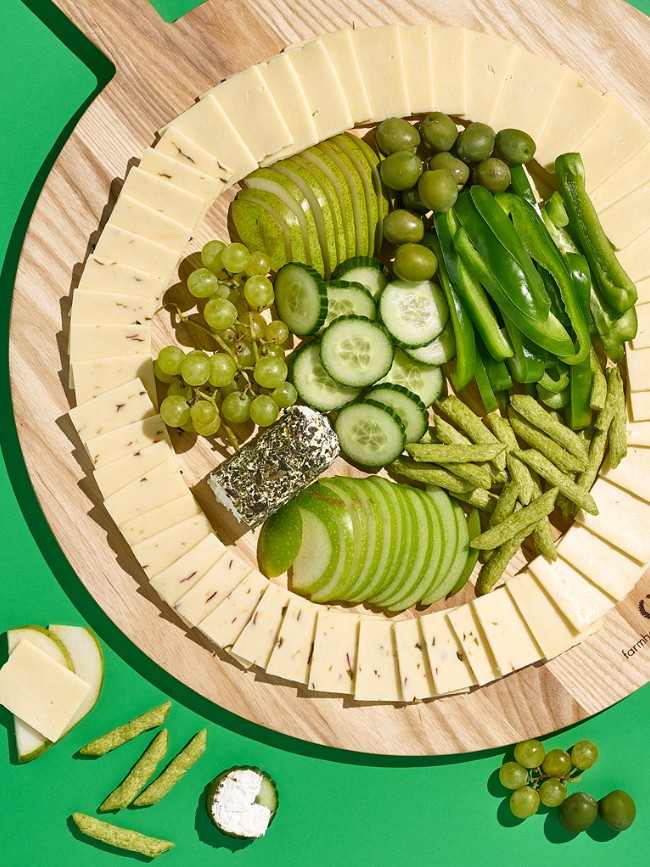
[390,458,473,494]
[434,415,472,446]
[487,412,535,504]
[508,409,587,473]
[133,729,207,807]
[489,481,520,528]
[435,395,506,471]
[405,443,505,463]
[606,368,627,468]
[528,475,558,562]
[438,461,493,490]
[450,488,498,512]
[558,425,609,519]
[99,729,169,812]
[470,487,558,550]
[509,394,588,460]
[475,527,531,595]
[595,367,624,431]
[514,449,598,515]
[71,813,174,859]
[589,348,607,411]
[80,702,171,756]
[506,454,535,505]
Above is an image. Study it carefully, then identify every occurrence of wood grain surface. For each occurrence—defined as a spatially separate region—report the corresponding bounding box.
[8,0,650,754]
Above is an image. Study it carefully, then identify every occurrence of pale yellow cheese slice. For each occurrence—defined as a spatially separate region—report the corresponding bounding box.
[231,584,293,669]
[72,355,157,406]
[626,417,650,446]
[393,617,436,702]
[613,228,650,283]
[636,277,650,305]
[110,195,191,249]
[103,458,187,526]
[131,512,214,578]
[173,547,251,626]
[629,390,650,422]
[265,596,318,685]
[308,608,359,695]
[149,533,226,606]
[631,302,650,350]
[69,322,151,364]
[428,25,466,116]
[93,440,173,499]
[351,25,410,123]
[93,224,180,280]
[577,477,650,563]
[447,604,500,686]
[471,588,542,676]
[589,143,650,212]
[625,346,650,392]
[354,618,402,703]
[155,126,232,180]
[120,167,205,231]
[70,378,155,445]
[70,289,156,326]
[78,255,166,300]
[419,609,476,694]
[556,524,646,600]
[399,24,435,116]
[317,29,372,125]
[139,147,228,205]
[598,182,650,249]
[85,414,170,469]
[601,447,650,503]
[528,556,615,633]
[197,570,268,652]
[0,640,90,742]
[120,494,202,546]
[462,30,517,126]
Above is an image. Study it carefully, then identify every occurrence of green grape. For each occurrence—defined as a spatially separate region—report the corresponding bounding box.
[513,739,545,769]
[244,275,274,309]
[542,749,572,778]
[203,297,238,330]
[376,117,421,155]
[234,341,255,369]
[187,267,219,298]
[509,786,540,819]
[498,762,528,791]
[191,400,218,427]
[266,320,289,344]
[380,150,424,191]
[222,391,252,423]
[180,418,195,433]
[208,352,237,387]
[219,326,238,345]
[559,792,598,833]
[393,243,438,282]
[201,239,226,272]
[193,416,221,437]
[180,352,210,386]
[260,343,285,359]
[157,345,185,376]
[220,380,241,397]
[153,360,175,384]
[221,242,250,273]
[254,356,288,389]
[160,395,191,427]
[245,250,270,276]
[598,790,636,831]
[539,778,567,808]
[248,312,267,339]
[167,379,193,399]
[271,381,297,408]
[250,395,279,427]
[570,740,599,771]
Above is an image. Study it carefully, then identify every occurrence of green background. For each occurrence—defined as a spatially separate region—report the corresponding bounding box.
[1,2,648,864]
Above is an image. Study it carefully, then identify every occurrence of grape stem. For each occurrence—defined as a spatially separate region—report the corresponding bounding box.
[248,310,260,364]
[221,422,240,452]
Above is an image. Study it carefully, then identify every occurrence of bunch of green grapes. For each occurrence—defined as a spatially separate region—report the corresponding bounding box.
[154,240,297,443]
[497,738,636,833]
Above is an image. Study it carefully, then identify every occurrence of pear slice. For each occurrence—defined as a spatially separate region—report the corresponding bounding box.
[290,154,346,265]
[49,625,104,734]
[299,147,357,259]
[341,134,389,253]
[316,140,369,258]
[331,134,379,258]
[233,188,307,266]
[230,193,290,272]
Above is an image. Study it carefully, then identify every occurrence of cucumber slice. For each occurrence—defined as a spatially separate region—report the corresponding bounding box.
[320,315,394,388]
[321,280,376,330]
[274,263,328,336]
[332,256,388,299]
[290,341,361,412]
[423,499,470,604]
[335,399,405,468]
[419,486,460,605]
[316,478,368,601]
[379,279,449,348]
[206,766,278,839]
[365,383,428,444]
[377,347,444,407]
[404,319,457,366]
[337,479,385,603]
[352,478,401,601]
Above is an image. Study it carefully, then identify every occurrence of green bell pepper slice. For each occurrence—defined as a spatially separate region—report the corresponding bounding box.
[472,345,499,413]
[564,250,593,430]
[481,334,513,393]
[502,315,546,384]
[537,382,570,410]
[508,165,539,210]
[590,290,638,363]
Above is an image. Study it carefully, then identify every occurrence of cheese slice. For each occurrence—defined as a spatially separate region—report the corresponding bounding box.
[354,618,402,703]
[78,255,166,299]
[285,39,354,140]
[230,583,292,669]
[471,587,542,676]
[399,25,435,116]
[393,617,435,702]
[198,570,268,652]
[630,390,650,422]
[637,277,650,306]
[70,289,156,326]
[463,30,517,125]
[139,147,228,206]
[120,167,205,231]
[265,596,318,685]
[103,459,187,526]
[149,533,226,606]
[109,196,192,249]
[506,571,586,660]
[93,224,180,279]
[72,355,157,406]
[598,182,650,249]
[0,640,91,742]
[528,555,615,633]
[556,524,646,600]
[120,494,201,546]
[93,440,173,498]
[131,512,213,578]
[317,29,372,125]
[85,414,170,469]
[69,323,151,363]
[419,610,476,694]
[428,25,466,116]
[626,346,650,392]
[174,547,251,626]
[602,447,650,503]
[70,378,155,445]
[447,604,500,686]
[348,26,409,124]
[155,126,232,180]
[616,228,650,283]
[577,477,650,562]
[626,417,650,446]
[590,144,650,212]
[308,608,359,695]
[631,302,650,350]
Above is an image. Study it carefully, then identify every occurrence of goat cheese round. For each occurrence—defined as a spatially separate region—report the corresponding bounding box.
[206,766,278,839]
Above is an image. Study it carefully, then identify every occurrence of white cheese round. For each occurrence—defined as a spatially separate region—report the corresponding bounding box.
[211,768,272,838]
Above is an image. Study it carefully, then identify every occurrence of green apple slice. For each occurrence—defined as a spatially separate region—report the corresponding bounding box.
[419,486,461,605]
[257,501,303,578]
[317,477,368,601]
[368,481,417,605]
[447,508,481,598]
[332,134,379,258]
[371,485,423,607]
[383,487,436,611]
[299,148,357,260]
[230,195,289,272]
[291,154,346,264]
[291,482,345,595]
[359,477,403,600]
[234,187,306,265]
[316,140,369,258]
[390,489,446,610]
[308,484,355,603]
[423,499,470,604]
[48,625,104,734]
[340,479,384,602]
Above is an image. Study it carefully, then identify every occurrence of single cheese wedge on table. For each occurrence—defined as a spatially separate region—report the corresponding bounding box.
[149,533,226,606]
[103,458,188,526]
[78,254,166,300]
[265,596,318,685]
[393,617,436,702]
[197,570,268,655]
[72,355,157,406]
[120,493,202,546]
[70,378,156,445]
[626,418,650,446]
[109,196,192,250]
[597,180,650,248]
[93,440,174,499]
[556,524,647,600]
[419,609,476,695]
[601,447,650,503]
[629,391,650,422]
[0,640,90,742]
[399,24,435,117]
[139,146,229,203]
[230,584,293,670]
[85,414,170,469]
[308,608,360,695]
[447,604,500,686]
[70,290,156,326]
[428,25,466,117]
[154,126,232,181]
[120,167,205,232]
[528,556,615,634]
[93,224,180,279]
[576,477,650,564]
[613,228,650,284]
[174,547,251,626]
[349,25,410,123]
[131,512,214,578]
[472,587,542,676]
[463,30,517,128]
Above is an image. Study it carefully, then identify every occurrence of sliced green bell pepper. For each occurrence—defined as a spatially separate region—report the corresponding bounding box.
[502,315,545,384]
[590,290,638,363]
[471,346,499,413]
[508,165,539,210]
[481,334,513,392]
[564,250,593,430]
[537,383,570,410]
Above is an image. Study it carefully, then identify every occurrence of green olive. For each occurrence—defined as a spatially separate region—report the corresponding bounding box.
[428,152,470,189]
[380,150,424,191]
[456,122,496,163]
[400,186,428,213]
[376,117,421,155]
[598,790,636,831]
[495,128,537,165]
[393,243,438,282]
[473,157,512,193]
[559,792,598,833]
[419,112,458,152]
[418,169,458,213]
[382,209,425,245]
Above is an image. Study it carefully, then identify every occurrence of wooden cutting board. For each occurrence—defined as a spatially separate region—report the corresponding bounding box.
[8,0,650,755]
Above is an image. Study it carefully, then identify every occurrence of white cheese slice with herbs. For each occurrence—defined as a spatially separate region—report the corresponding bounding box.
[393,617,435,702]
[399,24,435,116]
[69,322,151,364]
[471,587,542,676]
[120,167,205,231]
[120,494,202,546]
[198,570,268,652]
[601,448,650,503]
[78,255,166,300]
[0,640,90,742]
[230,584,292,669]
[93,223,180,280]
[103,458,188,526]
[70,290,156,326]
[463,30,517,126]
[85,414,170,469]
[149,533,226,606]
[631,302,650,350]
[556,524,646,600]
[349,25,410,123]
[629,390,650,422]
[317,29,372,124]
[354,617,402,703]
[72,355,157,407]
[131,512,214,578]
[528,556,615,633]
[174,547,251,626]
[93,440,174,499]
[625,346,650,392]
[576,477,650,562]
[70,378,156,445]
[626,417,650,446]
[308,608,359,695]
[447,604,500,686]
[615,228,650,283]
[428,25,466,116]
[265,596,318,685]
[419,609,476,695]
[154,126,232,180]
[139,146,228,200]
[598,182,650,249]
[110,195,192,249]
